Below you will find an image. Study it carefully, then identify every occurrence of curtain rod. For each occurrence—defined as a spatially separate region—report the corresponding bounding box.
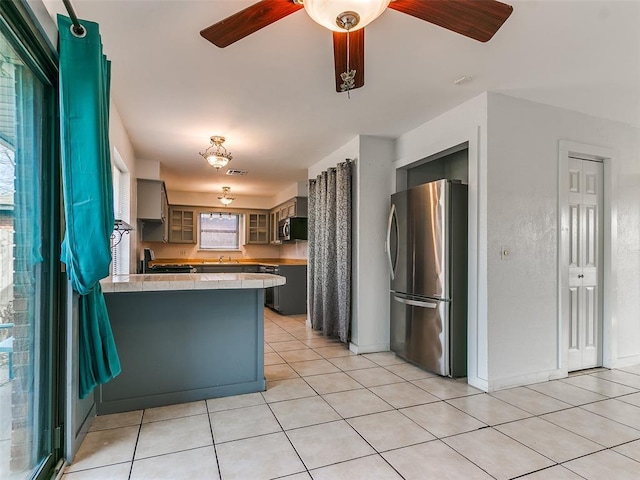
[62,0,86,37]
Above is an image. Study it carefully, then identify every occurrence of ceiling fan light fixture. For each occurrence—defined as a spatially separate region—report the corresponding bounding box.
[200,135,233,170]
[303,0,390,32]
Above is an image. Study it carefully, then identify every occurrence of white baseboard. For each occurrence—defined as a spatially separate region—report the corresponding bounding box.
[467,376,488,392]
[348,342,390,354]
[486,368,566,392]
[607,355,640,369]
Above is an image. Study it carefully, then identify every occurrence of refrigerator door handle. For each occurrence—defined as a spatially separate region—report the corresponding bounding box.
[386,203,397,280]
[393,295,438,309]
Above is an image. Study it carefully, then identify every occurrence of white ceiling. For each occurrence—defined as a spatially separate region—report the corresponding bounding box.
[44,0,640,197]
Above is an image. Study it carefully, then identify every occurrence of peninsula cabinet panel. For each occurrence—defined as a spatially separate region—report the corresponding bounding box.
[99,288,266,414]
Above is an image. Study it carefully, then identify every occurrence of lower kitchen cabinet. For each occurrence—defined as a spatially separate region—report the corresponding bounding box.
[193,264,261,273]
[268,265,307,315]
[195,265,243,273]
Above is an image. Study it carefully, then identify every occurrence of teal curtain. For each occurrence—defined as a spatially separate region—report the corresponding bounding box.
[58,15,120,398]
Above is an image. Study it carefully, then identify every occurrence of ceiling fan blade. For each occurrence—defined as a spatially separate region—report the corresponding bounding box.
[333,29,365,93]
[200,0,303,48]
[389,0,513,42]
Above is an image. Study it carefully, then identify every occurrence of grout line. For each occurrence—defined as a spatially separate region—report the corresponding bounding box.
[509,464,589,480]
[206,409,223,479]
[127,417,143,480]
[80,309,640,480]
[271,310,617,480]
[574,402,640,434]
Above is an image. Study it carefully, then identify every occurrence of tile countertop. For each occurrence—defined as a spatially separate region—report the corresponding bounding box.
[100,273,286,293]
[149,258,307,267]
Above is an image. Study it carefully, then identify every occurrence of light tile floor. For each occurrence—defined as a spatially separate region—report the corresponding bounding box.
[63,309,640,480]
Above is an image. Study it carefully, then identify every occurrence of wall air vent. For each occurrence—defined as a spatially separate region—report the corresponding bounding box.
[226,168,248,176]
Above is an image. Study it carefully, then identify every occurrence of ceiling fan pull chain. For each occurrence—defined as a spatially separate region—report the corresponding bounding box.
[346,29,351,98]
[340,28,356,96]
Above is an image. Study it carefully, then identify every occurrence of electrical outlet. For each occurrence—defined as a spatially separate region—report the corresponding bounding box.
[179,249,187,257]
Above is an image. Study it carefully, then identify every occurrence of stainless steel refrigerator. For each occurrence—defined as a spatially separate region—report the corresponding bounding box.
[386,180,468,377]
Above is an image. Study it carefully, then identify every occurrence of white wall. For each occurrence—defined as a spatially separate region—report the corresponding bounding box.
[395,93,489,389]
[279,242,308,260]
[168,190,273,210]
[269,181,309,210]
[394,92,640,391]
[308,138,360,179]
[136,159,161,180]
[353,136,395,352]
[485,93,640,388]
[109,102,138,273]
[307,136,394,353]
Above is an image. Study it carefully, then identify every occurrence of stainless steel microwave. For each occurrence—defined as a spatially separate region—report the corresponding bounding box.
[278,217,308,242]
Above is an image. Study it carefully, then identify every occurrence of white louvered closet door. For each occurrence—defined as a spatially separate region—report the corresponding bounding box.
[567,158,603,371]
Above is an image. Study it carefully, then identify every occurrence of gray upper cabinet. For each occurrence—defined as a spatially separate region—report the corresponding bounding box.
[291,196,308,217]
[269,197,307,245]
[169,208,195,244]
[138,179,168,242]
[137,179,167,221]
[140,221,167,243]
[275,197,308,220]
[245,212,269,245]
[269,210,281,245]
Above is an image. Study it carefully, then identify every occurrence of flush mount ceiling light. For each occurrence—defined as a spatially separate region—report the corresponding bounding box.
[302,0,390,32]
[200,136,233,170]
[218,186,235,206]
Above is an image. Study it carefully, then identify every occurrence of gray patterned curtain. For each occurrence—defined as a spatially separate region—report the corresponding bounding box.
[308,160,352,343]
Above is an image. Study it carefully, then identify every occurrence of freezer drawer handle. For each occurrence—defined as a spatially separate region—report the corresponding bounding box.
[393,296,437,309]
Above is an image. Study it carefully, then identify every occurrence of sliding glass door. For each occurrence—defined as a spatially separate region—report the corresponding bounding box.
[0,2,61,479]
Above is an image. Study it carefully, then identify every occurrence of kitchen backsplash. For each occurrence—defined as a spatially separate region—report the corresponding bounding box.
[140,241,308,261]
[279,241,308,259]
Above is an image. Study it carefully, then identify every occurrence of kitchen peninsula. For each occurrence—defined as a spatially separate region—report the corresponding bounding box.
[97,272,285,415]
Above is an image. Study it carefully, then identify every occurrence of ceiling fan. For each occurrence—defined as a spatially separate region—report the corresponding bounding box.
[200,0,513,93]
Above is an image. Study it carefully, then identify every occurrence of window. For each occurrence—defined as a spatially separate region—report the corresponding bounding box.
[111,147,130,275]
[0,2,61,478]
[199,213,240,250]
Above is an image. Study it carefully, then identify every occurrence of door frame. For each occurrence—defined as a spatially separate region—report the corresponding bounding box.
[558,140,618,373]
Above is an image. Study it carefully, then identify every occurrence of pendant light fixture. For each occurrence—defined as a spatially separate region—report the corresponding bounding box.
[218,186,235,206]
[200,136,233,170]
